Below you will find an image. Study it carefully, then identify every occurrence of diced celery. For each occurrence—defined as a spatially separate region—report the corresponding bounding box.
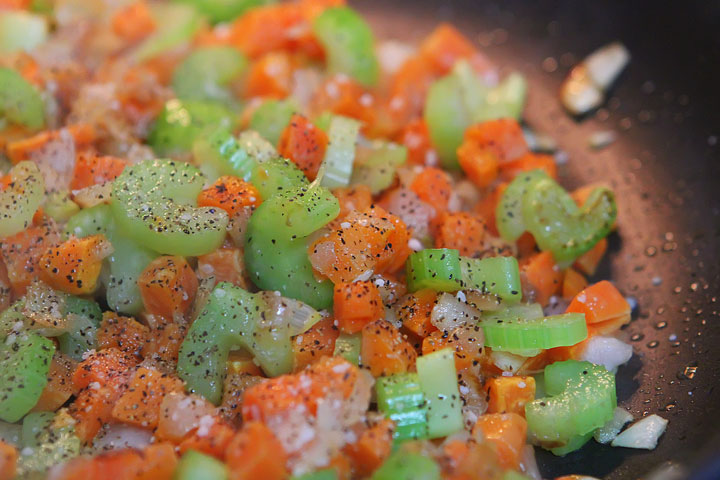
[0,161,44,239]
[44,191,79,223]
[291,469,339,480]
[371,450,441,480]
[406,249,461,293]
[249,156,308,200]
[350,141,407,195]
[320,115,360,189]
[57,295,102,361]
[460,256,522,304]
[0,300,25,340]
[376,373,428,441]
[480,309,587,352]
[17,410,80,475]
[333,333,361,365]
[495,169,549,243]
[174,0,273,24]
[172,46,248,103]
[0,11,48,54]
[192,127,254,181]
[175,450,228,480]
[250,98,298,146]
[135,3,204,61]
[475,72,527,122]
[416,348,463,439]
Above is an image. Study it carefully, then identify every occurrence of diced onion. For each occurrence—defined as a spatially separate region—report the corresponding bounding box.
[431,292,482,332]
[579,335,633,373]
[92,424,153,452]
[594,407,633,444]
[320,116,361,189]
[490,350,529,374]
[611,414,668,449]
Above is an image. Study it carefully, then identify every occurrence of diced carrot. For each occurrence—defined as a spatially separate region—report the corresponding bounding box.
[111,2,156,43]
[421,328,482,372]
[472,413,527,470]
[111,366,184,429]
[398,119,436,166]
[375,212,412,274]
[474,182,507,237]
[178,420,236,460]
[136,443,177,480]
[586,314,631,336]
[434,211,487,257]
[70,152,128,191]
[329,184,373,229]
[0,0,31,9]
[334,281,385,334]
[0,221,60,296]
[225,422,288,480]
[277,113,328,180]
[387,56,435,125]
[397,289,438,338]
[197,176,262,217]
[463,119,528,165]
[310,75,375,127]
[500,152,558,181]
[6,124,96,164]
[72,348,135,390]
[0,257,11,312]
[566,280,630,324]
[343,418,395,476]
[51,456,97,480]
[32,352,76,412]
[410,167,453,212]
[457,139,499,188]
[562,268,588,300]
[421,330,447,355]
[0,440,17,480]
[228,3,300,58]
[245,51,294,99]
[547,339,590,364]
[515,232,537,260]
[523,251,562,307]
[328,453,353,480]
[293,317,339,371]
[70,379,127,442]
[485,376,536,416]
[38,234,112,295]
[97,312,150,358]
[138,256,198,320]
[419,24,491,76]
[87,450,144,480]
[442,439,503,480]
[574,237,608,276]
[361,319,417,376]
[142,322,186,364]
[197,247,250,290]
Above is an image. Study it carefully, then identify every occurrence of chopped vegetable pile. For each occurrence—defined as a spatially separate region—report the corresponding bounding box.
[0,1,663,479]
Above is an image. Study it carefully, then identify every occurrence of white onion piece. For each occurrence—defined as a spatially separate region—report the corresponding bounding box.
[579,336,633,373]
[377,40,415,75]
[594,407,633,444]
[93,424,152,451]
[519,445,542,480]
[264,293,322,336]
[431,292,481,332]
[71,182,112,208]
[611,414,668,449]
[158,392,216,441]
[378,187,434,242]
[584,42,631,90]
[490,350,528,374]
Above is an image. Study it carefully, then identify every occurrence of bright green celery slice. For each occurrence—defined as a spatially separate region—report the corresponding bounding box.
[0,161,45,239]
[333,333,361,365]
[350,141,407,195]
[174,0,273,23]
[416,348,463,439]
[172,46,248,103]
[111,159,229,257]
[496,169,550,243]
[525,360,616,453]
[192,126,255,181]
[0,333,55,422]
[376,373,428,442]
[480,309,587,352]
[177,283,295,404]
[522,177,617,264]
[313,7,379,87]
[18,410,81,475]
[249,98,298,146]
[0,11,47,54]
[0,300,24,340]
[245,182,338,309]
[291,469,339,480]
[406,249,462,293]
[57,295,102,361]
[460,256,522,304]
[475,72,527,122]
[249,156,308,200]
[43,191,79,223]
[148,99,236,157]
[320,115,361,189]
[371,450,441,480]
[174,449,228,480]
[135,3,204,61]
[0,68,44,129]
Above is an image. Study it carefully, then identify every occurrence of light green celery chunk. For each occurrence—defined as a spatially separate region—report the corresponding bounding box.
[371,450,441,480]
[175,450,228,480]
[320,115,360,189]
[333,333,361,365]
[475,72,527,122]
[375,373,428,441]
[17,411,80,475]
[174,0,274,23]
[249,98,298,146]
[460,256,521,304]
[44,191,79,223]
[0,11,48,54]
[0,161,44,239]
[172,46,248,103]
[135,3,204,61]
[495,169,550,243]
[416,348,463,438]
[480,311,587,353]
[350,141,407,195]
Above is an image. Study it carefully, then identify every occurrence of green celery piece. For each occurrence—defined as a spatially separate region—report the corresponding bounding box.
[148,99,236,157]
[371,450,441,480]
[0,161,45,239]
[175,449,228,480]
[249,98,298,146]
[249,156,308,200]
[0,68,44,130]
[495,169,550,243]
[172,46,248,103]
[350,141,407,195]
[406,249,462,293]
[135,3,204,61]
[177,283,295,404]
[237,130,277,163]
[460,256,522,304]
[43,191,79,223]
[416,348,463,439]
[64,203,113,238]
[31,0,53,14]
[0,300,25,340]
[319,115,360,189]
[57,295,102,361]
[525,360,616,453]
[21,411,53,448]
[503,471,532,480]
[111,159,229,257]
[313,7,379,87]
[333,333,361,365]
[549,432,593,456]
[291,469,339,480]
[192,127,255,181]
[375,373,428,442]
[480,310,587,352]
[245,182,338,309]
[522,177,617,264]
[0,333,55,422]
[0,11,48,54]
[17,411,80,475]
[475,72,527,122]
[174,0,273,23]
[313,111,334,133]
[0,420,21,445]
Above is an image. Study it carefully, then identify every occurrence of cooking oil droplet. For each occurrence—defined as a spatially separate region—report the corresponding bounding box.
[678,362,698,380]
[645,246,657,257]
[656,306,665,315]
[673,286,682,294]
[631,333,645,342]
[663,401,677,411]
[647,340,659,349]
[655,321,667,330]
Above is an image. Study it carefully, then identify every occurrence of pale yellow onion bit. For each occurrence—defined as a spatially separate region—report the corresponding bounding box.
[0,160,45,239]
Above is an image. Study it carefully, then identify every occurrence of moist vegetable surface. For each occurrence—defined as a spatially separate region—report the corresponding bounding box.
[0,1,658,479]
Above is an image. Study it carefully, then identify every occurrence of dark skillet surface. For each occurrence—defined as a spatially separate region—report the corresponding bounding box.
[353,0,720,478]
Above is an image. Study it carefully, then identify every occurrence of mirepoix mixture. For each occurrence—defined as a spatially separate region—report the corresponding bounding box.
[0,1,664,479]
